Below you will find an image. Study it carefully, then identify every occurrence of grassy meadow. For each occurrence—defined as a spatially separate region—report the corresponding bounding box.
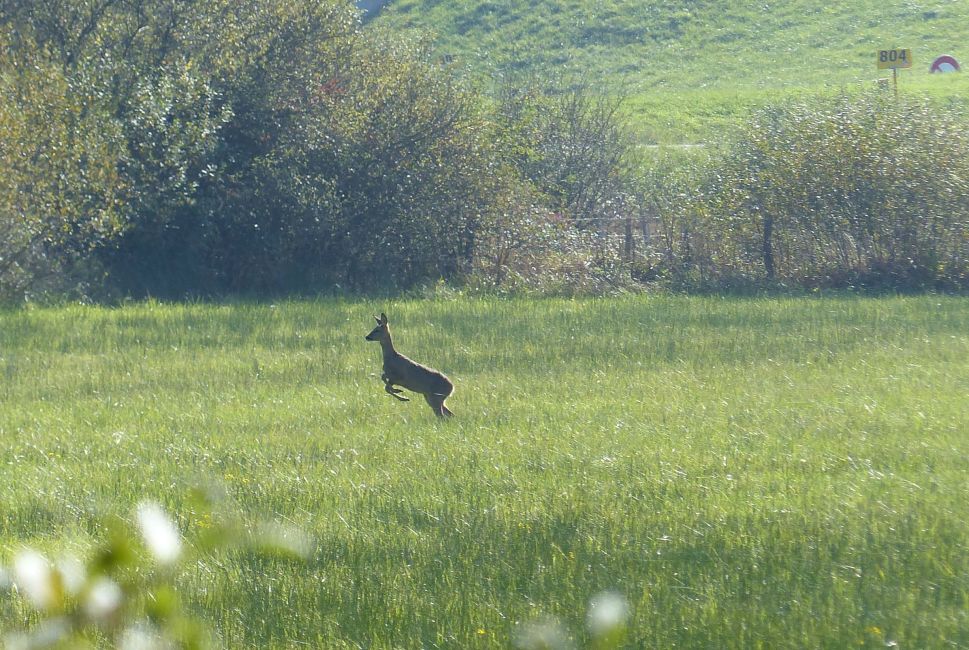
[372,0,969,143]
[1,295,968,647]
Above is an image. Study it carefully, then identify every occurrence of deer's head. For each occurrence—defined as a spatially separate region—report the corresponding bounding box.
[365,312,390,342]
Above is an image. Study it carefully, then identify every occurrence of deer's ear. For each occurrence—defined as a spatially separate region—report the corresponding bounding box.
[373,314,381,324]
[380,312,388,324]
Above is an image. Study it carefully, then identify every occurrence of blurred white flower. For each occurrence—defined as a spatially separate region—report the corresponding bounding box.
[13,550,55,609]
[85,577,123,621]
[119,622,174,650]
[2,631,29,650]
[586,590,630,638]
[136,501,182,565]
[56,555,86,596]
[514,617,574,650]
[4,618,70,650]
[253,521,314,560]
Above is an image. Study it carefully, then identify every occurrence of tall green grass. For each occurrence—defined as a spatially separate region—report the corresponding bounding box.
[2,296,967,647]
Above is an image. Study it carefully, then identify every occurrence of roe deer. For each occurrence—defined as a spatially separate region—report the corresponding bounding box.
[365,312,454,417]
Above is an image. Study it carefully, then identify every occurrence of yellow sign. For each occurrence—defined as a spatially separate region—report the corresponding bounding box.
[877,49,912,69]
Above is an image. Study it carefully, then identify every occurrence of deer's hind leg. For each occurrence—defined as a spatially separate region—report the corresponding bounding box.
[424,393,452,418]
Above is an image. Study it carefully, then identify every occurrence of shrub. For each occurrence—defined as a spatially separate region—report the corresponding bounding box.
[691,91,969,290]
[0,36,127,301]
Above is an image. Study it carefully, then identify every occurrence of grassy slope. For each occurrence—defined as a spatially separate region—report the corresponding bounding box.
[2,296,968,647]
[370,0,969,142]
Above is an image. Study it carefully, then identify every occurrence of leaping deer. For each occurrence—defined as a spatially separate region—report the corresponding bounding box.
[365,312,454,417]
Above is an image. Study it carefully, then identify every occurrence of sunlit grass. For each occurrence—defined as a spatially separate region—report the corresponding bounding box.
[2,295,968,647]
[374,0,969,144]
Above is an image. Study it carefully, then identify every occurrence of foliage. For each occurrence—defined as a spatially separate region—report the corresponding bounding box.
[0,0,232,300]
[3,1,969,299]
[471,76,642,294]
[496,77,632,226]
[686,91,969,290]
[0,32,126,300]
[470,204,636,296]
[217,32,503,293]
[2,488,313,648]
[0,1,524,298]
[617,149,711,286]
[1,296,967,647]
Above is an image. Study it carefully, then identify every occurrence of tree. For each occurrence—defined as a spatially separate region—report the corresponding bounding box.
[0,33,126,299]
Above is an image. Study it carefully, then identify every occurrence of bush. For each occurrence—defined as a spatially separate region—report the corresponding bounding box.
[2,1,508,298]
[473,76,644,294]
[231,32,502,293]
[690,91,969,290]
[0,35,127,301]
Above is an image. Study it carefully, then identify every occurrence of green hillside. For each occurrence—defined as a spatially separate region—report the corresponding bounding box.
[370,1,969,142]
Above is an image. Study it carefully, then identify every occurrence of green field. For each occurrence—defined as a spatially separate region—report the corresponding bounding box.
[370,0,969,143]
[2,296,968,647]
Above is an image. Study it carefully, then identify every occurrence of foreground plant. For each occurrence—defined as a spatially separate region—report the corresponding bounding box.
[2,488,312,649]
[515,590,631,650]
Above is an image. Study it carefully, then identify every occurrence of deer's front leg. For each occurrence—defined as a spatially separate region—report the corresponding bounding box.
[383,379,410,401]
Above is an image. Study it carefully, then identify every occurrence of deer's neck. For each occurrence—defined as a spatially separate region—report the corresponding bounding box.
[379,333,398,361]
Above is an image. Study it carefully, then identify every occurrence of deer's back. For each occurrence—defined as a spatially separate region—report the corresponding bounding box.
[384,352,453,395]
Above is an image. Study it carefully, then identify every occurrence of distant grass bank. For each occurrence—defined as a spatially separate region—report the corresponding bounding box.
[628,72,969,144]
[372,1,969,144]
[2,295,967,647]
